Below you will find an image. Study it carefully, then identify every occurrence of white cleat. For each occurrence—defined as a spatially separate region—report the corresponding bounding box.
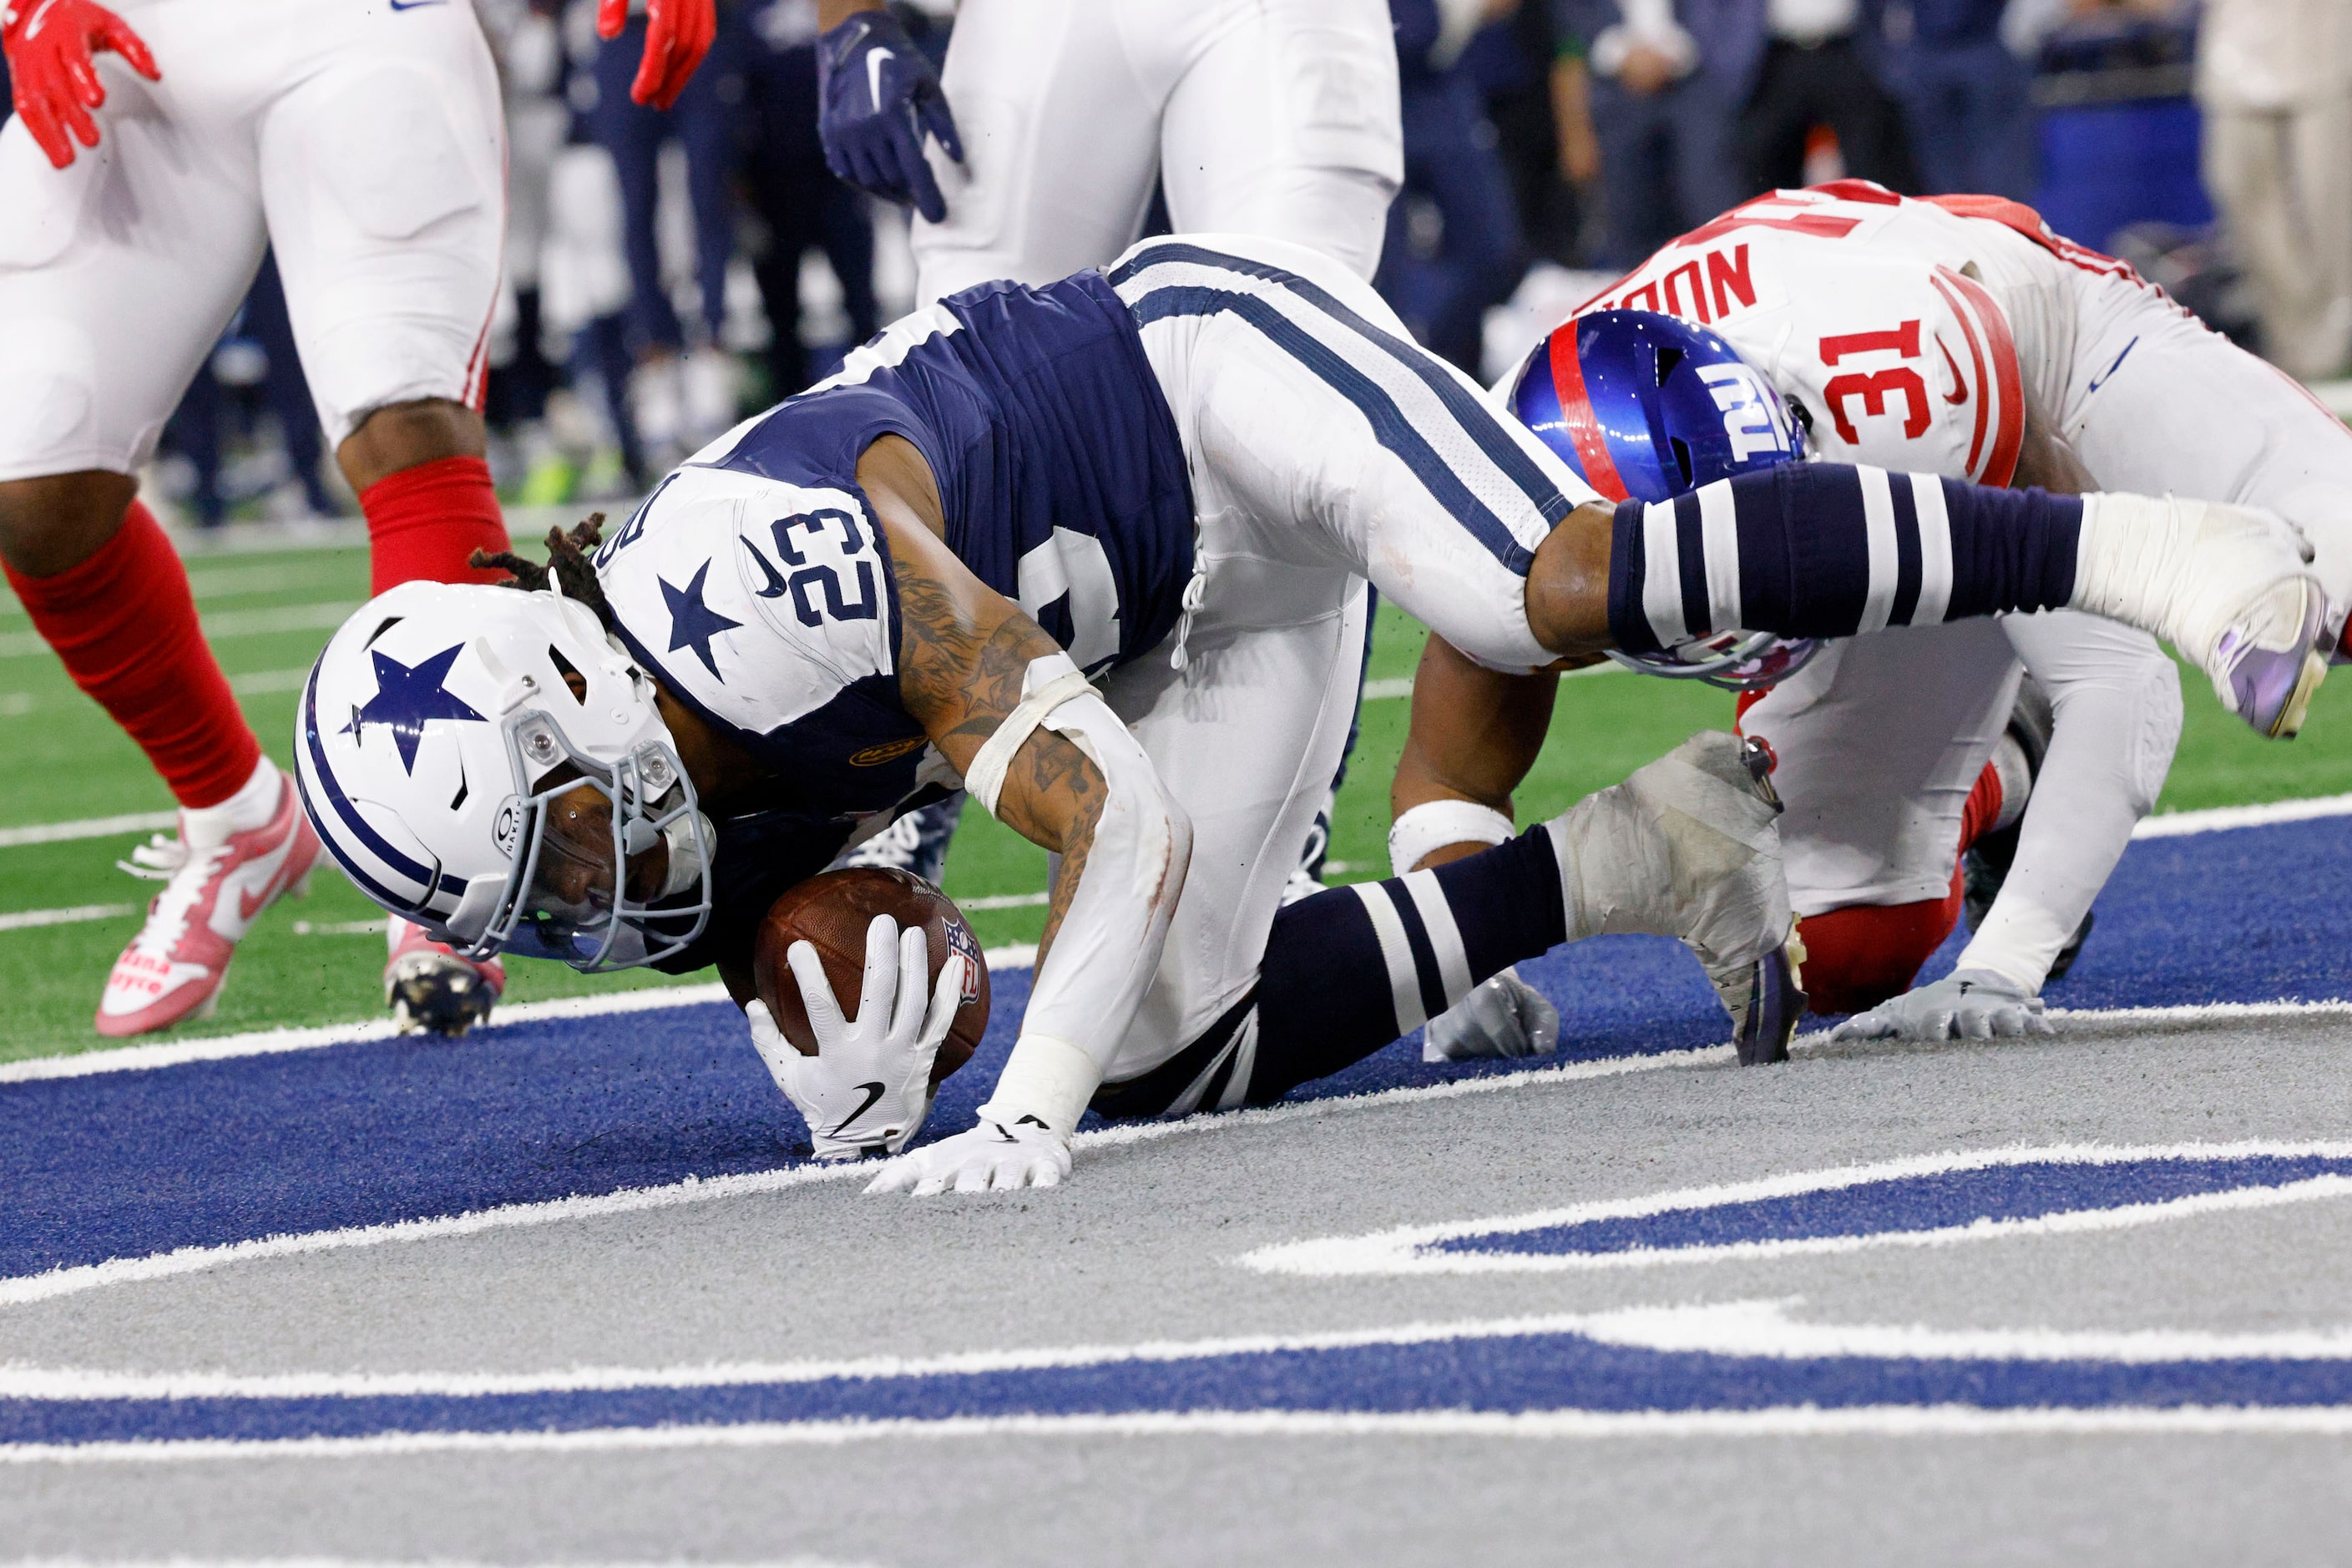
[2074,495,2329,737]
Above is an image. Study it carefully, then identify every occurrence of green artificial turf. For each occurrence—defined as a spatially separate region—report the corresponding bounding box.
[2,551,2345,1063]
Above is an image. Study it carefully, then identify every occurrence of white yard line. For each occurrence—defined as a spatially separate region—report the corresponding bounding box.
[0,812,178,849]
[0,602,355,660]
[0,904,135,933]
[2132,791,2352,837]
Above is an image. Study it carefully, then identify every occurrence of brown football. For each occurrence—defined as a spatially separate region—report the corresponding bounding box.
[751,867,989,1085]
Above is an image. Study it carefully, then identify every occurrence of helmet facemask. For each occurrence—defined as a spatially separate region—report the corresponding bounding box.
[480,705,714,972]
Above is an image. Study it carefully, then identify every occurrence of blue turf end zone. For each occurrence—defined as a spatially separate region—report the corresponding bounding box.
[0,817,2346,1285]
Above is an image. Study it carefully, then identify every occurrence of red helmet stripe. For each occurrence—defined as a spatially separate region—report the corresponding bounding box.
[1548,326,1631,502]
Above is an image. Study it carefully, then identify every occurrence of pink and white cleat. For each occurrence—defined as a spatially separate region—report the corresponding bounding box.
[384,917,505,1037]
[96,768,321,1037]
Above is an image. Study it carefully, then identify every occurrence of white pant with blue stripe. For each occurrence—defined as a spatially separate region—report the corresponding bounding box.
[1091,234,1591,1085]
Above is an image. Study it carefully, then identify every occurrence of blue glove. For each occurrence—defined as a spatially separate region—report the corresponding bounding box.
[817,8,962,224]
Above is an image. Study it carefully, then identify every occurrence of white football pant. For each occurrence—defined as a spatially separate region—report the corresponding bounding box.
[909,0,1402,302]
[0,0,504,478]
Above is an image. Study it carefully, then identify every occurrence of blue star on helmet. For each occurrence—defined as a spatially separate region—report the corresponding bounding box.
[342,644,486,774]
[660,559,742,680]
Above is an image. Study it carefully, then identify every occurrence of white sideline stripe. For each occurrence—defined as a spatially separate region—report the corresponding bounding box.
[0,1045,1738,1309]
[2132,792,2352,837]
[959,891,1049,910]
[0,602,356,660]
[8,1404,2352,1464]
[0,811,177,847]
[1238,1139,2352,1277]
[0,943,1044,1086]
[0,903,135,933]
[1360,664,1624,701]
[16,1296,2352,1406]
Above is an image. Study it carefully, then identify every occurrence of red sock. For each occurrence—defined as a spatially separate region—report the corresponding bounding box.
[360,455,512,594]
[5,501,262,810]
[1958,760,2005,855]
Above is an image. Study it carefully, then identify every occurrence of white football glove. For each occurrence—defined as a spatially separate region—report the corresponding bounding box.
[863,1116,1072,1195]
[1423,965,1560,1062]
[744,913,966,1160]
[1828,967,2056,1044]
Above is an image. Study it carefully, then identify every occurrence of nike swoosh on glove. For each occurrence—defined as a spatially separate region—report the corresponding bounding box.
[1828,967,2056,1044]
[745,913,964,1160]
[3,0,159,169]
[1424,966,1559,1062]
[816,7,961,223]
[864,1117,1071,1196]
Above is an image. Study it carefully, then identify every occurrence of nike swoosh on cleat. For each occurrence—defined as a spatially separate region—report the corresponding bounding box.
[866,48,893,113]
[2086,336,2138,394]
[830,1081,889,1137]
[1935,336,1968,405]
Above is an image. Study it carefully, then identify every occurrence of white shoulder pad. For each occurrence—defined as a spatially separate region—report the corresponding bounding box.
[595,466,898,734]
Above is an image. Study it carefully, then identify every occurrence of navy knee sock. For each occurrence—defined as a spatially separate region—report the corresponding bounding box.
[1089,829,1570,1120]
[1606,463,2085,654]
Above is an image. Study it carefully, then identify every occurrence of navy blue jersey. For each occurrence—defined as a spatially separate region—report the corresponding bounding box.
[590,269,1193,972]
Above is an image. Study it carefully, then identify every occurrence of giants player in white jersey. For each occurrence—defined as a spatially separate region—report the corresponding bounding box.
[296,235,2317,1192]
[0,0,709,1036]
[807,0,1404,891]
[1406,181,2352,1049]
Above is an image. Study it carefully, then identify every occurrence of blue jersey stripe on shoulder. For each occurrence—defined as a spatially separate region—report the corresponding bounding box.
[1110,241,1573,534]
[1127,282,1538,575]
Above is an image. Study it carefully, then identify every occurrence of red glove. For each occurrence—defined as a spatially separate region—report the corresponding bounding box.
[595,0,713,113]
[2,0,159,169]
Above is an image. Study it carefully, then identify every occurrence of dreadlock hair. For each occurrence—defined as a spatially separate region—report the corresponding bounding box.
[470,515,619,630]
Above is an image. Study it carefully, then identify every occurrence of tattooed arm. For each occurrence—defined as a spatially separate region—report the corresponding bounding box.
[862,438,1191,1161]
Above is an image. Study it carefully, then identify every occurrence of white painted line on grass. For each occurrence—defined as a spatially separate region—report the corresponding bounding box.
[8,1402,2352,1464]
[228,667,313,696]
[0,812,177,848]
[0,903,135,933]
[0,602,356,660]
[2132,792,2352,838]
[959,891,1049,910]
[0,944,1046,1086]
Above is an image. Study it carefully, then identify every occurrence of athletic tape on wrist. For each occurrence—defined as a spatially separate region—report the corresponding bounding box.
[1389,799,1515,876]
[977,1032,1102,1135]
[964,653,1097,817]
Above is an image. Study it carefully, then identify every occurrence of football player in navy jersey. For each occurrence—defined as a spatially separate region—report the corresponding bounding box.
[300,234,2324,1193]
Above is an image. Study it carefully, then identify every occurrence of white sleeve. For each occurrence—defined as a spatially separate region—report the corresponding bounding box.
[965,656,1192,1133]
[1955,609,2180,990]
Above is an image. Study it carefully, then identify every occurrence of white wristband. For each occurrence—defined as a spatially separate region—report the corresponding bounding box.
[964,655,1097,817]
[977,1032,1104,1135]
[1389,799,1515,876]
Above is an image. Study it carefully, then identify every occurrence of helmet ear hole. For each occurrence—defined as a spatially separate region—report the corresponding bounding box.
[1669,437,1695,489]
[1653,345,1684,387]
[546,645,589,705]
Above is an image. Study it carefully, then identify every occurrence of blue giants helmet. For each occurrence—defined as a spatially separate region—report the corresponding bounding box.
[1510,309,1818,690]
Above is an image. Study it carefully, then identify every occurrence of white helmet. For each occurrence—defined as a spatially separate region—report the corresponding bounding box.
[295,579,713,971]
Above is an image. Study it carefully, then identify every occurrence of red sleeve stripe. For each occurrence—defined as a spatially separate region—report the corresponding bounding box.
[1547,327,1632,502]
[1931,266,2024,488]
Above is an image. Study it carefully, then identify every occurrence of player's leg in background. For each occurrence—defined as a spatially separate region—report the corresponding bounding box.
[1737,620,2021,1014]
[1153,0,1401,285]
[259,0,513,1032]
[0,19,318,1034]
[907,0,1166,301]
[2199,99,2352,383]
[1152,0,1403,895]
